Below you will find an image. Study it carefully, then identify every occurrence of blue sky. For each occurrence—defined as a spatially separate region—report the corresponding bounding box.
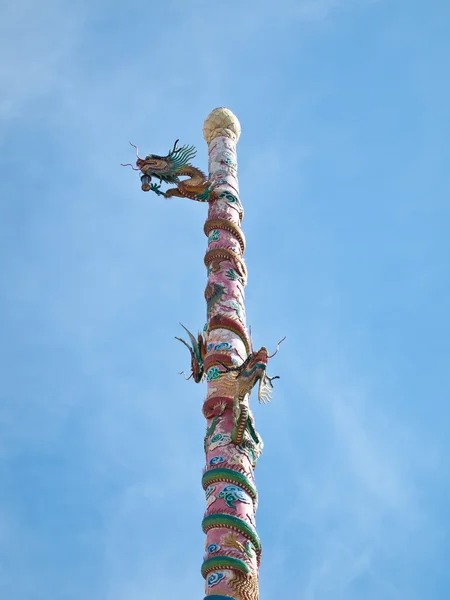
[1,0,449,598]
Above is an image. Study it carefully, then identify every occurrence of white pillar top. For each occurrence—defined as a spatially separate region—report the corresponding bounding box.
[203,107,241,145]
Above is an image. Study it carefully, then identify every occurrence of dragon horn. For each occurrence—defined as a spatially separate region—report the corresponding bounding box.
[175,336,193,353]
[170,139,180,155]
[268,336,286,359]
[178,323,198,350]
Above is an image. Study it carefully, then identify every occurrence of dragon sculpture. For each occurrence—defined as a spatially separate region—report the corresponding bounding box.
[121,140,212,201]
[217,337,286,404]
[216,337,286,445]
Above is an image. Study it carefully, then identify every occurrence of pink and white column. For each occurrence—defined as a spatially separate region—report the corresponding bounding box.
[200,109,261,600]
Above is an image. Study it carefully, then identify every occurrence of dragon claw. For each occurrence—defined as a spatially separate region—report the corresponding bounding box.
[149,183,165,196]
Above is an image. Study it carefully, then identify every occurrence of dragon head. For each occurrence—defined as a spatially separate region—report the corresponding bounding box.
[136,154,172,175]
[251,347,269,367]
[122,140,197,185]
[175,323,207,383]
[247,336,286,370]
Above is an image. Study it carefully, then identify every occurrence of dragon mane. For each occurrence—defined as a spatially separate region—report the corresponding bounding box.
[144,141,197,184]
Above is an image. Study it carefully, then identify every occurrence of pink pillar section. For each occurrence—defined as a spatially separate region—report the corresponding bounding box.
[201,109,261,600]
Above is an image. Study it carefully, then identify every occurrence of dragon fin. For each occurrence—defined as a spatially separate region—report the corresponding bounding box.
[257,376,272,404]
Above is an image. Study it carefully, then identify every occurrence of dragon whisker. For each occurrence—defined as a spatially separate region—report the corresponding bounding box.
[121,163,141,170]
[179,370,193,381]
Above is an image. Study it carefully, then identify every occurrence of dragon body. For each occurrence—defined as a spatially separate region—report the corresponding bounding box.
[163,165,211,201]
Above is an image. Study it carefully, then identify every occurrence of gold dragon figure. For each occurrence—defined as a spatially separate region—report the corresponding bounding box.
[213,337,286,448]
[121,140,212,201]
[217,337,286,405]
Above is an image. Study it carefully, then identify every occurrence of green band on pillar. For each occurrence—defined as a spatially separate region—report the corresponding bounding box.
[202,468,257,499]
[203,596,238,600]
[201,555,250,578]
[202,513,261,554]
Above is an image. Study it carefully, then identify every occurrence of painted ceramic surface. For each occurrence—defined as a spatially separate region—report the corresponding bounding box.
[202,112,260,600]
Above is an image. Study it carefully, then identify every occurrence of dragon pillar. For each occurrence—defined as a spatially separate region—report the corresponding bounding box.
[124,107,283,600]
[200,108,262,600]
